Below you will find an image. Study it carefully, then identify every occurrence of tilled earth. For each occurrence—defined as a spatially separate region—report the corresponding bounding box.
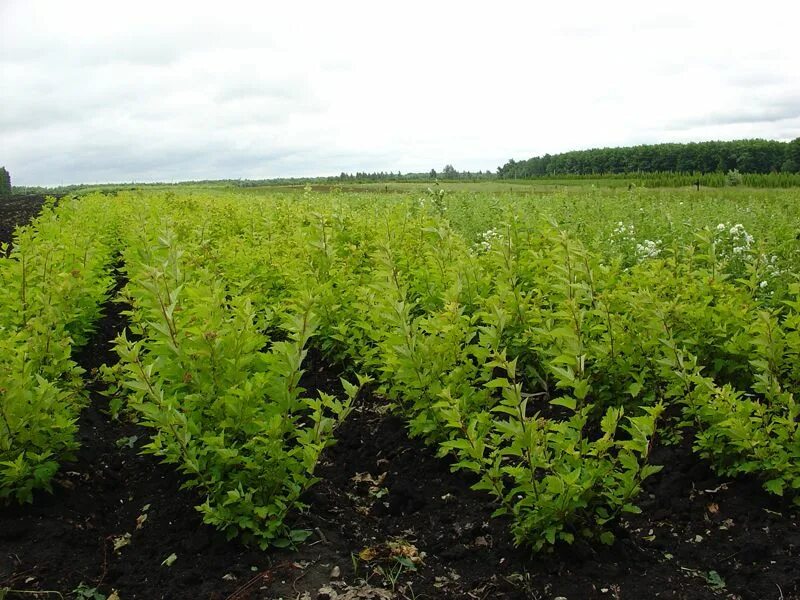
[0,196,798,600]
[0,194,47,247]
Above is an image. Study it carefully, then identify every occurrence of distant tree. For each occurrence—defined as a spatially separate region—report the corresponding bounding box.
[736,150,756,173]
[726,168,743,186]
[430,169,437,179]
[0,167,11,198]
[442,164,458,179]
[788,138,800,172]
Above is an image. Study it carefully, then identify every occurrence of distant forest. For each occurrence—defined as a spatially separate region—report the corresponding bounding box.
[10,139,800,195]
[497,138,800,178]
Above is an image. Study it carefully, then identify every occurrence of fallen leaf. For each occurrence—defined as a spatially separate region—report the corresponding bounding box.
[359,547,379,561]
[351,472,387,487]
[338,585,393,599]
[359,540,423,565]
[703,483,729,494]
[112,533,132,552]
[161,552,177,567]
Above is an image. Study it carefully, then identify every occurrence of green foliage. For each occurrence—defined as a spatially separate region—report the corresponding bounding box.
[355,223,665,549]
[679,288,800,503]
[112,225,361,546]
[4,185,799,552]
[498,138,800,179]
[439,367,664,549]
[73,582,107,599]
[0,196,120,502]
[0,167,10,198]
[725,168,743,186]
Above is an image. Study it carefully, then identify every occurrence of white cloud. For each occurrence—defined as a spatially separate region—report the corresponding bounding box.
[1,0,799,185]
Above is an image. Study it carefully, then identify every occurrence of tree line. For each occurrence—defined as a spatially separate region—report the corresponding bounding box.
[335,165,495,182]
[0,167,11,198]
[497,138,800,178]
[234,166,496,186]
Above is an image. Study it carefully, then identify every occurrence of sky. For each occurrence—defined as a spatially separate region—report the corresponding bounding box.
[1,1,799,186]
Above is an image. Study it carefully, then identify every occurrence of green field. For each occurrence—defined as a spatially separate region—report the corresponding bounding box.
[2,185,799,552]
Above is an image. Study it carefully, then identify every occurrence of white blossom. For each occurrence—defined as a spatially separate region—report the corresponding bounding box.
[636,239,662,260]
[474,228,503,253]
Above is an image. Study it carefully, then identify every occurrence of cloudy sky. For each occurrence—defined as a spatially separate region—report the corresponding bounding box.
[1,1,799,186]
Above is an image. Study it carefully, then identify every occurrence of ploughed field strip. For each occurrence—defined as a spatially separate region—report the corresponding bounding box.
[0,188,798,599]
[0,194,46,248]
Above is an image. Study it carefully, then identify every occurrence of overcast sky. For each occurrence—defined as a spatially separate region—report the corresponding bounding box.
[1,1,799,186]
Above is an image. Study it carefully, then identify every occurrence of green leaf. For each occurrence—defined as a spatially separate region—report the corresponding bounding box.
[290,528,312,542]
[599,531,615,546]
[549,396,577,411]
[706,570,726,590]
[764,478,785,496]
[161,552,178,567]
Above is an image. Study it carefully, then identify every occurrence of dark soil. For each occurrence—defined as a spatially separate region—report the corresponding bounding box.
[1,204,798,600]
[0,194,48,247]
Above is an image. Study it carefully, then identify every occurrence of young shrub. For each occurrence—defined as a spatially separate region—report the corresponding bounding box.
[437,355,663,550]
[115,232,360,546]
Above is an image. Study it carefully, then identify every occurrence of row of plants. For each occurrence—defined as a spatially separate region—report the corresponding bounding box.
[0,197,121,502]
[108,204,364,547]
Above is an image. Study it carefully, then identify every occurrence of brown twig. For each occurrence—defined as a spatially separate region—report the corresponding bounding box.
[291,559,316,595]
[224,561,296,600]
[94,534,113,587]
